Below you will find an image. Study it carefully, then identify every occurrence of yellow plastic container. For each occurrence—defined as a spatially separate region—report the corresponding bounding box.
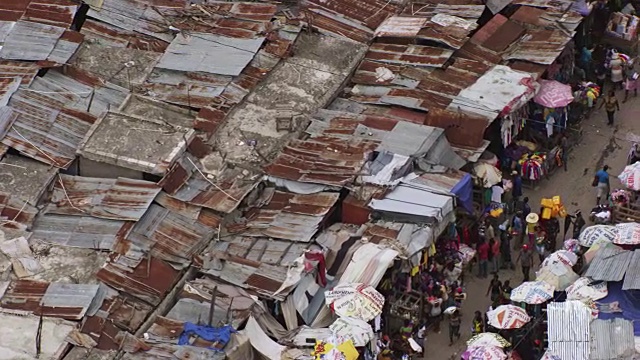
[542,207,552,219]
[552,196,562,205]
[541,198,554,208]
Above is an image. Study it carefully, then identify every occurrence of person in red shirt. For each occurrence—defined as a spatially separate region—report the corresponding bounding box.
[477,239,490,278]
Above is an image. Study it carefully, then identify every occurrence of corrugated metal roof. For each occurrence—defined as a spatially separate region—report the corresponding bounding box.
[366,43,455,68]
[401,0,485,20]
[40,282,100,320]
[302,0,401,43]
[622,249,640,290]
[447,65,538,120]
[590,318,635,360]
[0,0,79,28]
[503,29,573,65]
[1,88,97,168]
[80,19,169,52]
[96,255,181,306]
[416,14,477,49]
[27,68,130,117]
[0,60,39,85]
[0,192,38,225]
[156,33,265,77]
[160,154,261,214]
[0,76,21,106]
[46,175,161,221]
[234,190,339,242]
[547,301,592,360]
[0,20,64,61]
[78,112,195,175]
[374,16,428,38]
[31,214,126,250]
[113,202,216,268]
[584,245,632,282]
[202,237,312,300]
[264,135,379,187]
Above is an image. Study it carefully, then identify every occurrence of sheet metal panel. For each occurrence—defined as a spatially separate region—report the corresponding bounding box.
[40,282,100,320]
[547,301,591,360]
[46,175,161,221]
[156,33,265,77]
[0,20,65,61]
[584,246,632,282]
[1,88,97,168]
[590,318,635,360]
[31,214,125,250]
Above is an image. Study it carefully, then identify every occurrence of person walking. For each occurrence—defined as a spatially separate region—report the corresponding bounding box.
[516,244,534,281]
[623,61,639,102]
[477,238,490,278]
[512,170,523,209]
[486,274,502,307]
[489,237,500,273]
[595,165,610,205]
[560,133,569,171]
[500,224,514,269]
[471,311,484,335]
[448,309,461,345]
[534,226,547,264]
[599,90,620,126]
[511,210,524,249]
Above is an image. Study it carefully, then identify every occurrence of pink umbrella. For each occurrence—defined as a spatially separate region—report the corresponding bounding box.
[534,80,574,108]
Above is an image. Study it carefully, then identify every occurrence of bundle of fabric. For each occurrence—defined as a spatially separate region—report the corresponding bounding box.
[575,82,601,107]
[610,189,631,206]
[519,154,547,181]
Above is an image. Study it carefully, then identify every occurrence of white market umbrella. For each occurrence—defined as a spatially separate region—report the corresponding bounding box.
[536,261,579,291]
[461,346,507,360]
[618,162,640,190]
[614,222,640,245]
[542,250,578,268]
[325,283,385,322]
[486,305,530,329]
[578,225,617,247]
[510,281,555,304]
[328,317,374,347]
[473,162,502,188]
[467,333,511,348]
[566,277,608,302]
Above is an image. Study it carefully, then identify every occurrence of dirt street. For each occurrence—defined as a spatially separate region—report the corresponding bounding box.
[423,88,639,359]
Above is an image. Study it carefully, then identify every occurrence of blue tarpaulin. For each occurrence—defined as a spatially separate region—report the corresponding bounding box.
[451,173,473,214]
[597,281,640,335]
[178,323,236,349]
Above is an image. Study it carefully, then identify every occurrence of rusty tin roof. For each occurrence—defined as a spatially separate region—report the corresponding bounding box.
[46,175,161,221]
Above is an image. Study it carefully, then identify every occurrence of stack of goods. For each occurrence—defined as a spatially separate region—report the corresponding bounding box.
[607,12,640,40]
[540,196,568,219]
[610,188,632,206]
[519,153,547,181]
[574,82,601,108]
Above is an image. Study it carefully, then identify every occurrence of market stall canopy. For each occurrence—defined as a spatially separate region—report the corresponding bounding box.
[312,335,358,360]
[324,283,385,322]
[533,79,574,108]
[618,162,640,191]
[542,250,578,268]
[467,333,511,348]
[614,222,640,245]
[328,317,373,347]
[536,261,579,291]
[462,346,507,360]
[487,305,531,329]
[369,173,455,225]
[472,162,502,188]
[510,281,555,304]
[566,277,608,302]
[579,225,617,247]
